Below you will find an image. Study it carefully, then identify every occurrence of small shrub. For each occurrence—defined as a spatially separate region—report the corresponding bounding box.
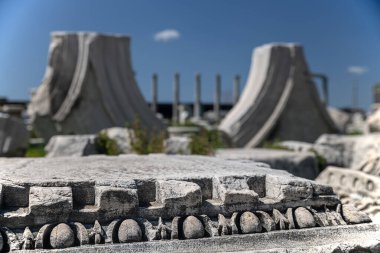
[25,144,45,157]
[262,139,289,150]
[347,130,363,136]
[148,130,165,153]
[96,131,119,156]
[190,128,225,155]
[129,117,166,154]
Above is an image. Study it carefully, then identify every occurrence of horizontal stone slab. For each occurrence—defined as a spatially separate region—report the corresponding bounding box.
[0,155,338,228]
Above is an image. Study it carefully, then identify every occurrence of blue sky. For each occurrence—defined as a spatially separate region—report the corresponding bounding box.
[0,0,380,110]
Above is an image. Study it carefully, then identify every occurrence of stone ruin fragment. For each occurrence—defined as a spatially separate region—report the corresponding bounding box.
[219,43,337,148]
[28,32,165,141]
[317,153,380,223]
[0,155,376,252]
[0,114,28,157]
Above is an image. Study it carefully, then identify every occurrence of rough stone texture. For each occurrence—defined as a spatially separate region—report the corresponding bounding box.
[164,136,191,155]
[0,155,375,252]
[328,107,368,134]
[29,187,73,224]
[216,148,319,179]
[27,32,165,141]
[95,186,138,220]
[0,155,337,229]
[341,205,372,224]
[317,164,378,222]
[315,133,380,168]
[91,220,105,245]
[49,223,75,249]
[281,140,342,167]
[239,211,261,234]
[272,209,290,230]
[118,219,142,243]
[367,107,380,132]
[256,211,275,232]
[265,174,313,202]
[212,176,259,206]
[21,227,34,250]
[219,43,337,148]
[294,207,315,228]
[182,216,205,239]
[72,222,89,246]
[0,114,28,157]
[45,135,97,157]
[156,180,202,212]
[10,223,380,252]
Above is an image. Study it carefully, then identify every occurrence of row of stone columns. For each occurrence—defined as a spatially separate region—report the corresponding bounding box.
[150,73,241,123]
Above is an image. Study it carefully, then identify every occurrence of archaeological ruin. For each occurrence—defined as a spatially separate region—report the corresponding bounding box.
[219,43,337,148]
[317,153,380,224]
[1,0,380,250]
[0,155,377,252]
[28,32,165,141]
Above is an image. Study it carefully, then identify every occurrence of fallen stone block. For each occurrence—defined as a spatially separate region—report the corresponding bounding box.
[45,135,97,157]
[216,148,319,179]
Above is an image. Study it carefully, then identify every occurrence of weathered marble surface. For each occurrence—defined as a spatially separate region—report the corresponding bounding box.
[0,155,339,227]
[0,114,28,157]
[0,155,372,252]
[219,43,337,148]
[216,148,319,179]
[315,133,380,168]
[328,107,368,134]
[28,32,164,141]
[12,224,380,252]
[164,136,191,155]
[45,135,97,157]
[317,154,380,223]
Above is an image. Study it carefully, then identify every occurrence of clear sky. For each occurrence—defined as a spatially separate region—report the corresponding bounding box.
[0,0,379,110]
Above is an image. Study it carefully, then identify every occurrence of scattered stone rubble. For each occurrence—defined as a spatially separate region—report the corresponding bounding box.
[28,32,164,141]
[328,107,368,134]
[45,127,134,157]
[317,154,380,223]
[0,155,374,252]
[281,133,380,170]
[45,135,97,158]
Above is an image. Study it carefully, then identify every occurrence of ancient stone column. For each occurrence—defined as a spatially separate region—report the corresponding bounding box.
[28,32,165,140]
[173,73,180,124]
[194,73,201,119]
[214,74,221,123]
[219,44,337,147]
[151,73,158,113]
[233,75,240,105]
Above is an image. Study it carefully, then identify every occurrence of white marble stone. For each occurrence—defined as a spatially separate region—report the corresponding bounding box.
[219,43,336,148]
[28,32,165,141]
